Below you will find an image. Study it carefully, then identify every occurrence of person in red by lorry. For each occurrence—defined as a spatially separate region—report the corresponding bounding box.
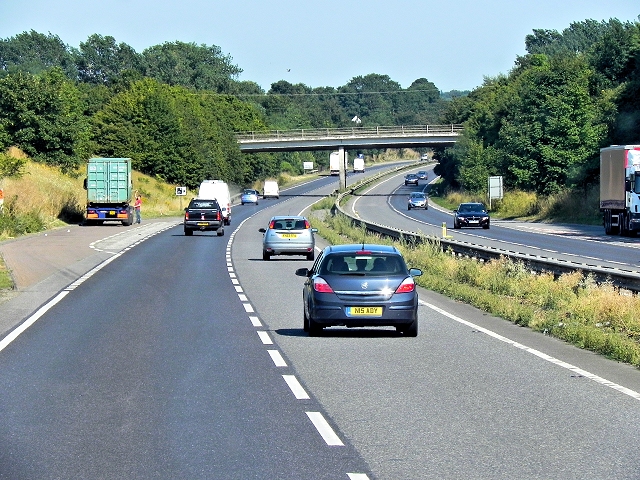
[134,194,142,224]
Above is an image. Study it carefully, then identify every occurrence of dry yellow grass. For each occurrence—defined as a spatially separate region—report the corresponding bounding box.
[1,160,85,226]
[0,157,186,234]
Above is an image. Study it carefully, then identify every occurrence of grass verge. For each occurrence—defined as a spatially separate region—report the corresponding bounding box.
[310,206,640,369]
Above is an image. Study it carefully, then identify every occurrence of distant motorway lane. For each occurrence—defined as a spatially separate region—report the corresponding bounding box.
[347,164,640,275]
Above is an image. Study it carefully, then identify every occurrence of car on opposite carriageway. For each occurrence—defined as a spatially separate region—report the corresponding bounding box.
[408,192,428,210]
[453,202,490,229]
[404,174,419,186]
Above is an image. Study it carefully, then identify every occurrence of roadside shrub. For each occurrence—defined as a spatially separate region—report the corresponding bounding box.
[495,191,539,218]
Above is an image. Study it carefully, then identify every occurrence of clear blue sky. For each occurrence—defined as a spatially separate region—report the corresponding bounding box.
[1,0,638,92]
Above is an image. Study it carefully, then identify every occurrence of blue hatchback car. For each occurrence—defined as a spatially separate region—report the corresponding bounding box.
[295,244,422,336]
[241,188,259,205]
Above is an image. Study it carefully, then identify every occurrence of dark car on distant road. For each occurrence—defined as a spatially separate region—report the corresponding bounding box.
[416,171,428,180]
[404,173,419,186]
[453,202,490,229]
[295,244,422,336]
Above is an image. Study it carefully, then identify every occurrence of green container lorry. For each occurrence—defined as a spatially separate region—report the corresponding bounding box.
[83,157,134,226]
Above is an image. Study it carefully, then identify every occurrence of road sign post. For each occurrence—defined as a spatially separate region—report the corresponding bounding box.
[488,176,503,210]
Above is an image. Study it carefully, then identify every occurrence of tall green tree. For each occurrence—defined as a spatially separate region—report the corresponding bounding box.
[0,30,77,78]
[91,78,267,187]
[142,41,242,92]
[0,68,89,171]
[75,34,143,84]
[337,74,401,126]
[494,55,609,194]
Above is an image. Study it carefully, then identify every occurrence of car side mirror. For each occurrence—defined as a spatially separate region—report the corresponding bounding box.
[453,210,458,213]
[258,228,266,233]
[409,268,422,277]
[311,228,318,233]
[295,267,311,277]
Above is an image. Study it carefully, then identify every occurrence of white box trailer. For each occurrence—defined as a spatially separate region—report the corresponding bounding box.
[329,151,340,175]
[353,155,365,173]
[600,145,640,235]
[262,180,279,199]
[198,180,231,225]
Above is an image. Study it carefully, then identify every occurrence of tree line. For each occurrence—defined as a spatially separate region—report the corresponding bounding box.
[1,17,638,195]
[0,31,455,187]
[437,17,640,196]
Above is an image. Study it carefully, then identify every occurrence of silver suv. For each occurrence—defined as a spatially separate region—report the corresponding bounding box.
[259,216,318,260]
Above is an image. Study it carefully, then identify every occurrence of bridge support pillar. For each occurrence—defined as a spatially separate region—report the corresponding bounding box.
[338,146,347,190]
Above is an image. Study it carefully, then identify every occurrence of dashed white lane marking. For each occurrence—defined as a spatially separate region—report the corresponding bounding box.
[283,375,310,400]
[257,331,273,345]
[306,412,344,446]
[227,213,371,475]
[268,349,287,367]
[422,300,640,402]
[243,303,254,313]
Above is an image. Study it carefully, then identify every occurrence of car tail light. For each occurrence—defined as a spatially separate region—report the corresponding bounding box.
[217,211,221,221]
[304,219,311,229]
[395,277,415,294]
[313,277,334,293]
[269,220,276,229]
[355,250,372,255]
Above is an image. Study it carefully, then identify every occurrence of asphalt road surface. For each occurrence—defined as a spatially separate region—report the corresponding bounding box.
[3,172,640,479]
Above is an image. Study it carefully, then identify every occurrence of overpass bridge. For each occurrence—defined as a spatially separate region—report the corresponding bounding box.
[236,124,462,153]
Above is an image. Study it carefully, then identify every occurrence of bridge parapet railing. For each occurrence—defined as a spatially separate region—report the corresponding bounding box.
[236,124,463,142]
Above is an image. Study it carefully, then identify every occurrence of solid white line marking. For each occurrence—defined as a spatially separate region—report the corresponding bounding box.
[306,412,344,446]
[283,375,310,399]
[421,300,640,401]
[257,331,273,345]
[249,316,262,327]
[0,291,69,353]
[347,474,370,480]
[267,349,287,367]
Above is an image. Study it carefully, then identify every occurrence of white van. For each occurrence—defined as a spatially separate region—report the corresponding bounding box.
[353,155,365,173]
[263,180,279,199]
[197,180,231,225]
